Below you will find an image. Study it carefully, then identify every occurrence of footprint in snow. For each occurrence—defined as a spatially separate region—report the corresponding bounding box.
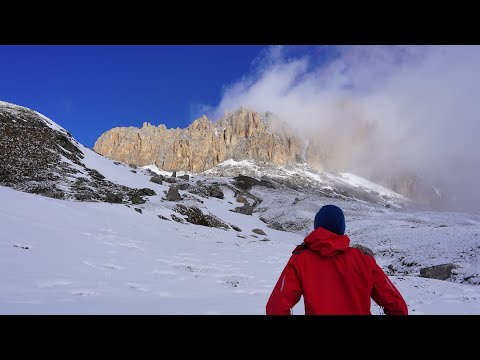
[71,289,98,296]
[104,263,125,270]
[126,283,150,292]
[37,280,72,288]
[220,275,252,288]
[152,269,177,276]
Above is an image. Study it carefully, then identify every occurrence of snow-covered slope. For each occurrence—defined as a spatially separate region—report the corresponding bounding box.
[202,159,409,209]
[2,184,480,314]
[1,101,480,314]
[0,101,150,203]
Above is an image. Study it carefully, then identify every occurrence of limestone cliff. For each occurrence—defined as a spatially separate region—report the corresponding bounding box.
[93,107,305,172]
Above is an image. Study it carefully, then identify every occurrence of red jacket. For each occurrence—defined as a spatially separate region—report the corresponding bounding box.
[266,227,408,315]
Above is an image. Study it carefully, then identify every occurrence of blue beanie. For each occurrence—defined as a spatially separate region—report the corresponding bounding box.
[314,205,346,235]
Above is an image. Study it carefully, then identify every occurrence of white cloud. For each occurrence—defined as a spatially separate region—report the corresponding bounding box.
[204,45,480,211]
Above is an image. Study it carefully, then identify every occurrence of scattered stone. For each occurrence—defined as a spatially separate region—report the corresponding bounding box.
[232,204,253,215]
[230,224,242,232]
[267,222,286,232]
[252,228,267,235]
[260,238,270,242]
[157,215,170,221]
[178,174,189,181]
[174,204,229,229]
[233,175,275,191]
[387,264,396,275]
[87,169,105,181]
[135,188,156,196]
[164,177,177,184]
[236,195,247,203]
[187,182,225,199]
[75,193,92,201]
[105,191,123,204]
[32,187,65,200]
[130,170,137,173]
[166,186,182,201]
[208,185,224,199]
[130,194,146,205]
[171,171,177,178]
[420,263,456,280]
[171,214,185,223]
[178,183,190,191]
[14,244,29,250]
[150,175,164,185]
[134,208,142,214]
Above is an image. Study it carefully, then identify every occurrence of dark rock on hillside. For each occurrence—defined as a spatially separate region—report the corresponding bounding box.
[267,222,286,232]
[420,263,456,280]
[233,203,254,215]
[252,228,267,235]
[134,188,156,197]
[236,195,248,203]
[233,175,275,191]
[105,191,123,203]
[171,214,186,223]
[208,184,224,199]
[230,224,242,232]
[0,101,152,205]
[164,177,177,184]
[178,183,190,191]
[166,186,182,201]
[150,175,164,185]
[188,182,224,199]
[130,194,146,205]
[174,204,229,229]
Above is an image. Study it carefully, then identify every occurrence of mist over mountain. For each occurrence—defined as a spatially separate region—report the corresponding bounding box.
[200,45,480,213]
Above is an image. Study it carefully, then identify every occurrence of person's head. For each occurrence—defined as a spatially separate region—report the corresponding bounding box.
[314,205,346,235]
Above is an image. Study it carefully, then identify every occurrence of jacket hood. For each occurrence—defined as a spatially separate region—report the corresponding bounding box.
[297,226,350,257]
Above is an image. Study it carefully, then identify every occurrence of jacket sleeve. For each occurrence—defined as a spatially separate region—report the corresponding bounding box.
[266,256,303,315]
[369,258,408,315]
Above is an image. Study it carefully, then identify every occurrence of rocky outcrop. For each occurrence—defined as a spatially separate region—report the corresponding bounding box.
[94,107,304,173]
[252,228,267,235]
[420,263,456,280]
[0,101,149,205]
[173,204,229,229]
[166,186,182,201]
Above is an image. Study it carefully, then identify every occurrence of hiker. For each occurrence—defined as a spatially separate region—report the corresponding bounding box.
[266,204,408,315]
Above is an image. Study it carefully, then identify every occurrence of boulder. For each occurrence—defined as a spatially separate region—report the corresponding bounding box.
[252,228,267,235]
[420,264,456,280]
[166,186,182,201]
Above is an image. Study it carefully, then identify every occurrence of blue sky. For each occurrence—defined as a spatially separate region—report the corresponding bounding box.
[0,45,266,147]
